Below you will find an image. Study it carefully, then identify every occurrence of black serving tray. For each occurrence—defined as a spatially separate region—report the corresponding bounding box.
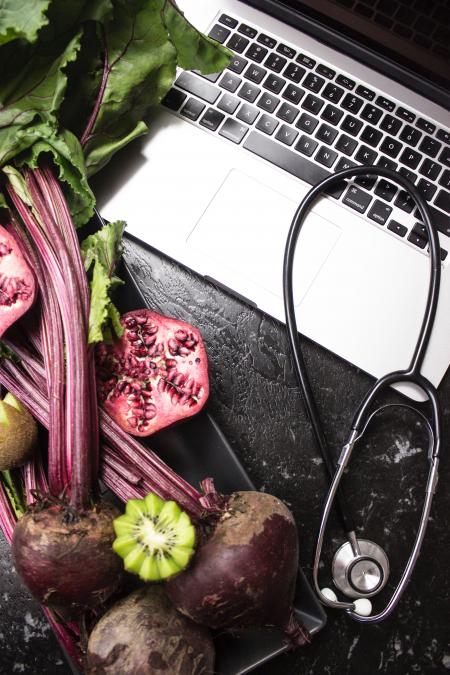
[108,258,327,675]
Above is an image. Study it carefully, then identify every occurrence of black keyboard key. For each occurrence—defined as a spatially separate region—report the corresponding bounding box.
[257,33,277,49]
[264,53,287,73]
[297,53,316,69]
[275,124,299,146]
[162,88,187,111]
[283,83,304,104]
[368,200,393,224]
[296,112,319,134]
[355,85,375,100]
[336,74,355,90]
[277,102,299,124]
[315,145,338,168]
[399,125,422,147]
[408,231,427,249]
[355,145,378,164]
[341,114,363,137]
[219,14,238,28]
[227,33,250,53]
[277,43,296,59]
[228,54,248,74]
[238,82,261,103]
[395,190,415,213]
[200,107,225,131]
[335,134,358,156]
[380,136,402,157]
[419,158,441,181]
[374,179,397,201]
[336,157,357,171]
[387,220,407,237]
[380,114,402,136]
[295,134,318,157]
[217,93,240,114]
[195,70,221,83]
[243,130,340,190]
[238,23,257,39]
[256,114,278,135]
[377,156,397,171]
[439,146,450,168]
[400,147,421,169]
[437,129,450,144]
[316,123,338,145]
[257,92,280,113]
[343,185,372,212]
[245,63,267,83]
[376,96,395,112]
[396,107,416,123]
[219,118,249,143]
[412,222,428,240]
[416,118,436,134]
[399,167,417,184]
[322,83,344,103]
[237,103,259,124]
[417,178,437,202]
[219,72,242,93]
[208,24,231,44]
[321,104,344,125]
[303,73,325,93]
[360,125,383,147]
[302,94,324,114]
[284,62,306,84]
[416,205,450,237]
[245,42,268,63]
[361,104,383,124]
[355,175,377,190]
[176,72,220,104]
[435,190,450,214]
[418,136,441,158]
[441,249,448,261]
[341,93,364,114]
[263,73,285,94]
[439,169,450,190]
[316,64,335,79]
[180,97,205,121]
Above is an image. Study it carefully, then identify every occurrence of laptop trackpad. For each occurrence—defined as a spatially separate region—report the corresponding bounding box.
[187,169,342,305]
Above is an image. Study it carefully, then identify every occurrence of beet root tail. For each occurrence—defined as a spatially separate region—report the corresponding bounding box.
[283,612,312,649]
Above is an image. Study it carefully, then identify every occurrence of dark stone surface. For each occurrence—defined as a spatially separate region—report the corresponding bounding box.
[1,236,449,674]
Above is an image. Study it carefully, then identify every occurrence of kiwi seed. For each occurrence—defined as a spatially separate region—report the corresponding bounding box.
[112,493,196,581]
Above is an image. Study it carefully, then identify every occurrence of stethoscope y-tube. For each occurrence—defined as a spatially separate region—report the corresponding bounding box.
[283,166,441,622]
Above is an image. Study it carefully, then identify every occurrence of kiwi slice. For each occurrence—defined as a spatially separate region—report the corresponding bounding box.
[112,493,196,581]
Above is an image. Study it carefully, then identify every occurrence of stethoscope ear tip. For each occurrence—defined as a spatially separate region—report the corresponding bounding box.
[320,588,373,616]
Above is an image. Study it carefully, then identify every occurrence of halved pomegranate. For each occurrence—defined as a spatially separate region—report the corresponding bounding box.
[0,225,35,337]
[96,309,210,436]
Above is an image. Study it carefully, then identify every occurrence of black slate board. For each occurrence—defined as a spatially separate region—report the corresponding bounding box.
[110,259,326,674]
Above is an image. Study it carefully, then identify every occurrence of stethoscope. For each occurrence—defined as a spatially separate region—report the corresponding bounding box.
[283,166,441,622]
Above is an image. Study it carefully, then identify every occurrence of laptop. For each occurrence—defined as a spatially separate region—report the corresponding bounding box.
[97,0,450,401]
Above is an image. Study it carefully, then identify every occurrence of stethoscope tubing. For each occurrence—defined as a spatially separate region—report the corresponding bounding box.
[283,166,442,621]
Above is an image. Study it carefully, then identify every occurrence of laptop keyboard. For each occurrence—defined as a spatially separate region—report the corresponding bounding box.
[162,11,450,263]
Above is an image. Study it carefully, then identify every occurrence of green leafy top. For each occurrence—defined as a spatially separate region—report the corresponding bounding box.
[0,0,231,224]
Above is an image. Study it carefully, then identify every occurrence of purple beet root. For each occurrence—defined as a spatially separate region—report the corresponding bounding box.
[12,500,123,615]
[86,585,215,674]
[166,491,310,647]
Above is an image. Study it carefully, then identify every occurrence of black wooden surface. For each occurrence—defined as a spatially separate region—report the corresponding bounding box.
[1,235,449,674]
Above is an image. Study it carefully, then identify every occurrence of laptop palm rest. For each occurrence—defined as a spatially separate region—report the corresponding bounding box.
[186,169,342,307]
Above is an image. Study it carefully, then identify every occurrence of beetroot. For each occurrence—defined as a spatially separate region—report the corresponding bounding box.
[0,224,35,336]
[166,491,310,647]
[12,501,123,615]
[86,586,215,675]
[96,309,209,437]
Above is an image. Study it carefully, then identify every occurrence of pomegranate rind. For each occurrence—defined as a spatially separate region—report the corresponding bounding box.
[0,225,36,336]
[96,309,210,437]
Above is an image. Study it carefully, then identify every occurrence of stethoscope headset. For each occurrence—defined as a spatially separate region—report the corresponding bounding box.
[283,166,441,622]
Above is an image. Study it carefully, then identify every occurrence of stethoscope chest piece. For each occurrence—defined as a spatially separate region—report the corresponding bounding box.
[332,539,390,599]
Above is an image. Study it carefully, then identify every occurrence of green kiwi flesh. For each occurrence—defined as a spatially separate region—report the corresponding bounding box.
[112,493,196,581]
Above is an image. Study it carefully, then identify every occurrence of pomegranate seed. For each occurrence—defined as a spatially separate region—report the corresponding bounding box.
[175,329,188,342]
